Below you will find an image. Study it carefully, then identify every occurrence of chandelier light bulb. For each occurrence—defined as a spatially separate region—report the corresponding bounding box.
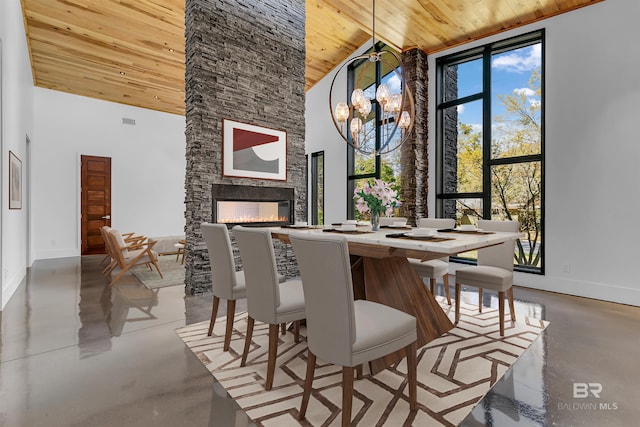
[358,98,372,117]
[389,94,402,113]
[399,110,411,129]
[376,84,391,105]
[351,89,366,109]
[335,102,349,123]
[350,117,363,135]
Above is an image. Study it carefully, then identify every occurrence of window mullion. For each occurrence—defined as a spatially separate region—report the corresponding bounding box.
[482,46,492,219]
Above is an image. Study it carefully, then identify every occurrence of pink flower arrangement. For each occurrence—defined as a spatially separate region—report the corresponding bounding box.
[354,179,399,217]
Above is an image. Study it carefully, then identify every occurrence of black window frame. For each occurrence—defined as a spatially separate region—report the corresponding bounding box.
[310,151,324,225]
[435,30,545,274]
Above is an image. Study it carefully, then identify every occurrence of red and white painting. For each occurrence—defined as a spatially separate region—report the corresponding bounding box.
[222,119,287,181]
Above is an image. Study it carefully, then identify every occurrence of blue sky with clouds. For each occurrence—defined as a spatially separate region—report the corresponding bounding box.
[456,44,541,129]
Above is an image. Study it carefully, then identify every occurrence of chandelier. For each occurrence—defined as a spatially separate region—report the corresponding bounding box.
[328,0,415,155]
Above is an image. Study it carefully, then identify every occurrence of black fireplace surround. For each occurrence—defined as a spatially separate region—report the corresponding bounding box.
[212,184,295,226]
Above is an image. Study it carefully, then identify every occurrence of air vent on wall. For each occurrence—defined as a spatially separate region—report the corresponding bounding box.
[122,117,136,125]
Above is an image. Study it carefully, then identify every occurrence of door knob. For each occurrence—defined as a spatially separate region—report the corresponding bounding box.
[102,215,111,220]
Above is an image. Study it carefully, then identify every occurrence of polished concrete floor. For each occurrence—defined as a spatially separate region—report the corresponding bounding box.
[1,256,638,426]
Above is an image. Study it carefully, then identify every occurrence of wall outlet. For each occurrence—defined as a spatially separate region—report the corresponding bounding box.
[563,264,571,274]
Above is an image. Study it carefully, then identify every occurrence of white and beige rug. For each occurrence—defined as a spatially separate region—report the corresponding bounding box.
[131,256,185,289]
[176,297,548,426]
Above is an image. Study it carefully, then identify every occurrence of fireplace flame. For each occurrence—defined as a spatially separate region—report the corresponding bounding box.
[218,215,288,224]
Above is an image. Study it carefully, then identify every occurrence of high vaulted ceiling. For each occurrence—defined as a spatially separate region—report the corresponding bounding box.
[21,0,602,116]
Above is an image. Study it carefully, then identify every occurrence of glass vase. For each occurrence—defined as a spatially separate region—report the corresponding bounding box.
[370,210,380,231]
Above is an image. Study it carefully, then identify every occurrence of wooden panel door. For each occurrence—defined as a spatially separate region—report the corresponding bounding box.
[81,155,111,255]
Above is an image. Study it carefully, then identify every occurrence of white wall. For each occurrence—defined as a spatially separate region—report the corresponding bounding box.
[33,89,186,261]
[307,0,640,306]
[1,0,35,309]
[305,42,371,224]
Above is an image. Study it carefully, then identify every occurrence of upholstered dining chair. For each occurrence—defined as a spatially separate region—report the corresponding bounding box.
[201,222,248,352]
[233,226,306,391]
[454,219,520,336]
[378,216,408,227]
[290,232,417,426]
[408,218,456,304]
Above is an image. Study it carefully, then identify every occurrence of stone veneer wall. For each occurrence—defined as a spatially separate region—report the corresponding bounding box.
[442,65,459,219]
[184,0,306,295]
[400,49,429,225]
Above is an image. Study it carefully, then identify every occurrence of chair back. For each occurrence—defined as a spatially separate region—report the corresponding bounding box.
[109,229,130,260]
[289,233,355,366]
[418,218,455,229]
[379,216,407,226]
[201,223,238,300]
[232,226,281,324]
[477,219,520,271]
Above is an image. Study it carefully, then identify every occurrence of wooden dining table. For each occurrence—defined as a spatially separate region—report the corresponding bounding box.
[271,225,523,374]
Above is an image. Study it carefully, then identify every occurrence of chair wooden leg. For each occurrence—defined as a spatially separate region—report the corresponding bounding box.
[181,248,185,265]
[109,264,133,287]
[443,274,452,305]
[406,341,417,412]
[265,324,279,390]
[207,296,220,336]
[478,288,483,313]
[429,278,436,296]
[150,258,164,278]
[294,320,300,343]
[508,287,516,321]
[298,350,316,421]
[498,291,505,336]
[455,282,461,324]
[341,366,355,427]
[356,364,363,380]
[241,316,255,367]
[281,323,286,335]
[224,299,236,351]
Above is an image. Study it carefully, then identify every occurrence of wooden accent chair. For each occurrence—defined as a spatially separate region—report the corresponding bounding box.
[100,226,146,273]
[455,219,519,336]
[104,228,163,287]
[408,218,456,304]
[233,226,306,391]
[290,232,417,426]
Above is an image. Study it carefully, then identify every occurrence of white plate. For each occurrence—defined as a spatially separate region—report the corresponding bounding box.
[389,224,409,228]
[455,228,483,232]
[289,224,310,228]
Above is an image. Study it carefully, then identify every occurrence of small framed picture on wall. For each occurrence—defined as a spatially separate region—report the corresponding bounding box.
[9,150,22,209]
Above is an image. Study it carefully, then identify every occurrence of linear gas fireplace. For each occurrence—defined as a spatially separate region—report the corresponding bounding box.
[212,184,295,226]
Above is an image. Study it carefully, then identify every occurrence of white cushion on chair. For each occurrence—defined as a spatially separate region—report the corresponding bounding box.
[456,265,513,291]
[351,300,416,366]
[408,258,448,278]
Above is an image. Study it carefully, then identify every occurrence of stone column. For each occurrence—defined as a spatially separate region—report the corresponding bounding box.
[184,0,306,295]
[400,48,429,225]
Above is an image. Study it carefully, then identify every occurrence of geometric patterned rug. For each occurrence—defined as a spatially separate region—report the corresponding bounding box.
[176,297,548,426]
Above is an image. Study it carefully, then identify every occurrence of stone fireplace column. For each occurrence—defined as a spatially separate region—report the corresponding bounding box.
[184,0,306,295]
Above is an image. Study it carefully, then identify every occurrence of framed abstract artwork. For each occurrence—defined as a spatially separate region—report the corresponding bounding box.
[9,150,22,209]
[222,119,287,181]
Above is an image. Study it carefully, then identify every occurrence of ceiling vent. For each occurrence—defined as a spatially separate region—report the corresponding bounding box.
[122,117,136,125]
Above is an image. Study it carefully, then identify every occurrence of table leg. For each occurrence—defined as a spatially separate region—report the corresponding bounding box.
[360,256,454,374]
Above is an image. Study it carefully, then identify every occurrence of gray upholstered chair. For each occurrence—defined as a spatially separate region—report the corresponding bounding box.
[455,219,519,336]
[378,216,408,226]
[408,218,456,304]
[289,232,417,426]
[201,222,248,351]
[233,226,306,391]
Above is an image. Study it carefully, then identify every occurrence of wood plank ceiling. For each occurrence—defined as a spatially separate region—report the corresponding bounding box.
[21,0,603,116]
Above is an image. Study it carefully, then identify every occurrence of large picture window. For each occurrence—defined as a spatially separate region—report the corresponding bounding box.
[436,31,544,273]
[347,43,402,220]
